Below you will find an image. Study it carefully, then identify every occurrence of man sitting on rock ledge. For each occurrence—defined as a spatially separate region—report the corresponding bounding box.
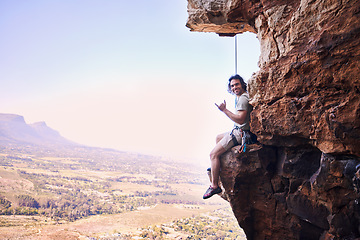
[203,74,255,199]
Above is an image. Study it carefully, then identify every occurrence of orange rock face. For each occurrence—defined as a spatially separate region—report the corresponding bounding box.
[187,0,360,155]
[187,0,360,239]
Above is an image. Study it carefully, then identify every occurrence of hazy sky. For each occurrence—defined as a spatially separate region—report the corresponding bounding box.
[1,0,260,163]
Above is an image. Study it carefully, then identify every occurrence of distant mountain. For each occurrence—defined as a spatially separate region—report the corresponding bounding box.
[0,113,77,147]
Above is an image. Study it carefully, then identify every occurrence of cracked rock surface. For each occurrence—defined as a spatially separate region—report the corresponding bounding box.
[187,0,360,239]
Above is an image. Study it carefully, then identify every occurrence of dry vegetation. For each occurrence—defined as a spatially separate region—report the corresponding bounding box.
[0,145,245,239]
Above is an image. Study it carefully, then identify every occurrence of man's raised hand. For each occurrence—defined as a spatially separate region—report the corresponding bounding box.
[215,100,226,112]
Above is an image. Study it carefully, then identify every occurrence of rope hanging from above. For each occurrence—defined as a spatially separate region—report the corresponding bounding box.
[234,34,238,74]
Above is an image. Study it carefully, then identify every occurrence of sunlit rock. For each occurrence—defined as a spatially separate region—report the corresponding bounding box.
[187,0,360,239]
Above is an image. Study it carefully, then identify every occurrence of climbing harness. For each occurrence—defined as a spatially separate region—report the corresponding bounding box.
[230,127,248,153]
[230,126,258,153]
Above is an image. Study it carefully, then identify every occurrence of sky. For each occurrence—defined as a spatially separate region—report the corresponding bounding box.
[0,0,260,164]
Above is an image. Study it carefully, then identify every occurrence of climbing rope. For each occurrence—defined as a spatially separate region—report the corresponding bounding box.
[234,34,238,74]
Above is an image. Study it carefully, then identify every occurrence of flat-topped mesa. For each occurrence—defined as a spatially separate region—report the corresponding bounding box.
[187,0,360,239]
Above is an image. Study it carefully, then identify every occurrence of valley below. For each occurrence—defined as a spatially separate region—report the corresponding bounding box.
[0,144,245,239]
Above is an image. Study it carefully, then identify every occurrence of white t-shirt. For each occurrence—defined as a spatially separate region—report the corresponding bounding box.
[234,92,252,131]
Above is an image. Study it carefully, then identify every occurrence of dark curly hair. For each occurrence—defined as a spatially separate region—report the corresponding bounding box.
[227,74,247,94]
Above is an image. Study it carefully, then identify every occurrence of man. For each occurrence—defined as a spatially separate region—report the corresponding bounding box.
[203,74,253,199]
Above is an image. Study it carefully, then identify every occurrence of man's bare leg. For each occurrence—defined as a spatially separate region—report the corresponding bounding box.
[209,142,227,188]
[203,142,227,199]
[203,133,228,199]
[216,132,227,144]
[210,132,227,186]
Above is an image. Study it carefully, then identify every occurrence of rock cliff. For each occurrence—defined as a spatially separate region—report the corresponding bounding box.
[187,0,360,239]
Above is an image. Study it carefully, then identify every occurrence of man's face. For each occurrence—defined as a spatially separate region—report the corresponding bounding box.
[230,79,243,95]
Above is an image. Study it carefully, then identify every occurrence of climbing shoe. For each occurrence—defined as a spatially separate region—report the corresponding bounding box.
[203,186,222,199]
